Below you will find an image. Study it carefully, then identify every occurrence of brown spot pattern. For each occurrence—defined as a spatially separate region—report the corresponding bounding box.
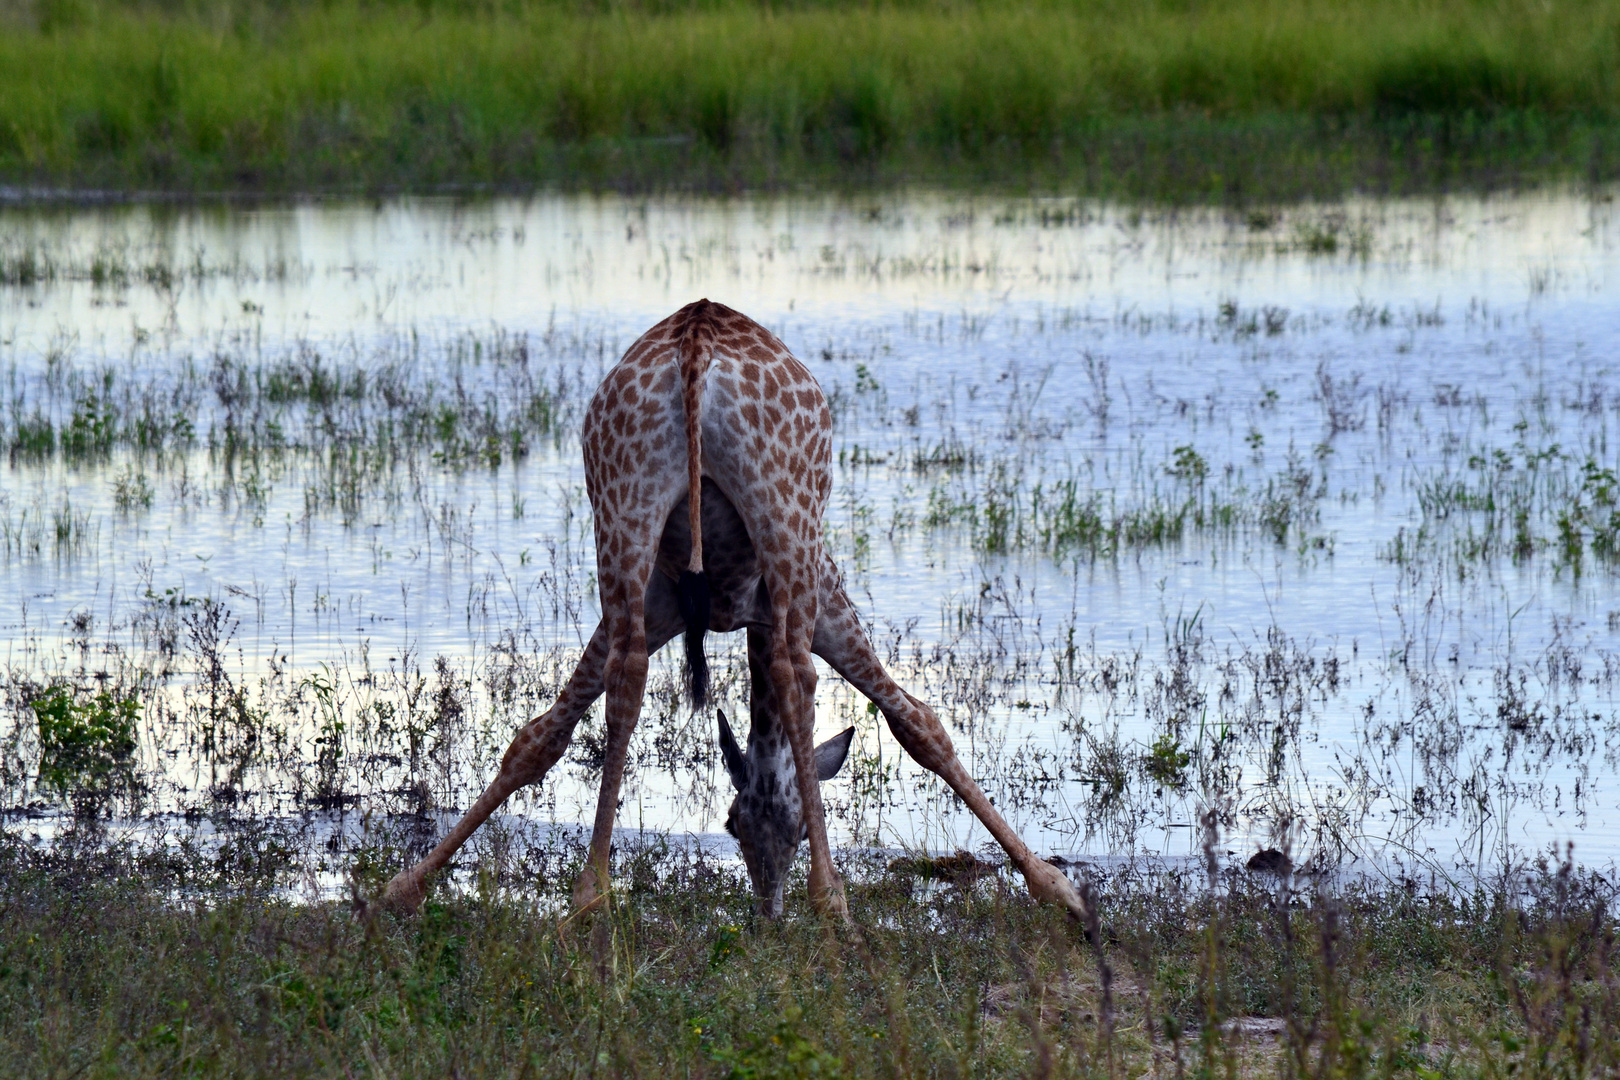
[379,300,1091,927]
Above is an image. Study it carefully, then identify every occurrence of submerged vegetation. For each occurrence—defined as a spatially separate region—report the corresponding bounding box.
[1,0,1619,197]
[3,199,1617,858]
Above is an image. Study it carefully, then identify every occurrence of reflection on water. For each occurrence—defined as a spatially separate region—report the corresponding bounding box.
[3,190,1620,883]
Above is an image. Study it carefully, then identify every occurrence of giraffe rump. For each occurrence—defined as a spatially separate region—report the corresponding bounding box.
[676,300,717,708]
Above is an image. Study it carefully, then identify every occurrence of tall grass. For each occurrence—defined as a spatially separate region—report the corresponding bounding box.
[2,0,1617,195]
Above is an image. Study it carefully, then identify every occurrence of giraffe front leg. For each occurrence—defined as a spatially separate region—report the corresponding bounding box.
[375,625,613,916]
[377,714,572,916]
[888,702,1085,918]
[763,589,847,921]
[811,575,1090,921]
[789,631,850,919]
[570,635,649,917]
[570,552,660,918]
[378,567,687,917]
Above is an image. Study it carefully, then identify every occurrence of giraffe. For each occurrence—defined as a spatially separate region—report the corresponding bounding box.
[377,300,1087,921]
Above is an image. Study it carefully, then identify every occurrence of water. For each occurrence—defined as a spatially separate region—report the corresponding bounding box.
[4,190,1620,888]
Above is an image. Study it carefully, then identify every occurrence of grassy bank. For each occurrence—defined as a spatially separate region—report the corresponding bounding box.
[2,828,1616,1078]
[1,0,1618,199]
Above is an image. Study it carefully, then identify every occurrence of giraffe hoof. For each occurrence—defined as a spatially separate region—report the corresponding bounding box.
[569,868,610,920]
[809,881,851,922]
[377,871,426,917]
[572,889,608,916]
[555,887,608,937]
[1024,860,1089,920]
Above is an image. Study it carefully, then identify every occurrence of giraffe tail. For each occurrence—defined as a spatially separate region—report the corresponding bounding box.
[677,568,710,707]
[676,299,714,708]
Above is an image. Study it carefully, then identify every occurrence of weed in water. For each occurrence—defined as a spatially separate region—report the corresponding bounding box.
[31,686,141,812]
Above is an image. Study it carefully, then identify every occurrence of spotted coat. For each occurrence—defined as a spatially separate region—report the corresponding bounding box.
[379,300,1088,922]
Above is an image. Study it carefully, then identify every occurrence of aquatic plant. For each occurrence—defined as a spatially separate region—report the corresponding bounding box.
[30,686,141,809]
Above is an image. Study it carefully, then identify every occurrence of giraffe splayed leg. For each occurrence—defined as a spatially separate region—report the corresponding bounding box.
[376,300,1088,924]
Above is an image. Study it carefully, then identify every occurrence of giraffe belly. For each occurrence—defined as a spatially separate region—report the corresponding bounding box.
[654,477,770,633]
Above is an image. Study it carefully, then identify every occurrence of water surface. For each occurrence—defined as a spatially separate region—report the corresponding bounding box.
[4,190,1619,887]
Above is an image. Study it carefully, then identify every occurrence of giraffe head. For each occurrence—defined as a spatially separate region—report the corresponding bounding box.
[717,709,854,918]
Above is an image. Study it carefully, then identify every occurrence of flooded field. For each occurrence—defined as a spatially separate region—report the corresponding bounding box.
[4,189,1620,896]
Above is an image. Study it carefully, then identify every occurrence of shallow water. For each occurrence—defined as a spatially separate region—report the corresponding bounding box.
[4,190,1620,886]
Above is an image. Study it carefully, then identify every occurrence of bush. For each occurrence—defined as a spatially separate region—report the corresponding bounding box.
[32,687,140,807]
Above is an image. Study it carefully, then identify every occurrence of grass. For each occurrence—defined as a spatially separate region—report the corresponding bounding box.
[1,326,577,531]
[0,235,297,288]
[2,0,1619,198]
[2,823,1616,1078]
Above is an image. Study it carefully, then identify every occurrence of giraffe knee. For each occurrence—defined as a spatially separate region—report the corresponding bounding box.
[500,749,538,791]
[886,720,928,762]
[905,692,941,726]
[791,650,817,683]
[600,653,645,712]
[605,631,650,681]
[887,708,956,769]
[768,655,796,694]
[500,715,573,787]
[616,649,649,692]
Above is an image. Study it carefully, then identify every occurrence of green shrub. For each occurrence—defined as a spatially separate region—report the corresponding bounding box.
[32,687,140,802]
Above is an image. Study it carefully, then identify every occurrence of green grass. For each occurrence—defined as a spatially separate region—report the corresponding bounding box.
[3,830,1617,1079]
[1,0,1618,197]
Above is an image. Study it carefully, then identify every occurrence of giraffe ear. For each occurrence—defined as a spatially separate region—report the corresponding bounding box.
[814,726,856,782]
[717,709,748,790]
